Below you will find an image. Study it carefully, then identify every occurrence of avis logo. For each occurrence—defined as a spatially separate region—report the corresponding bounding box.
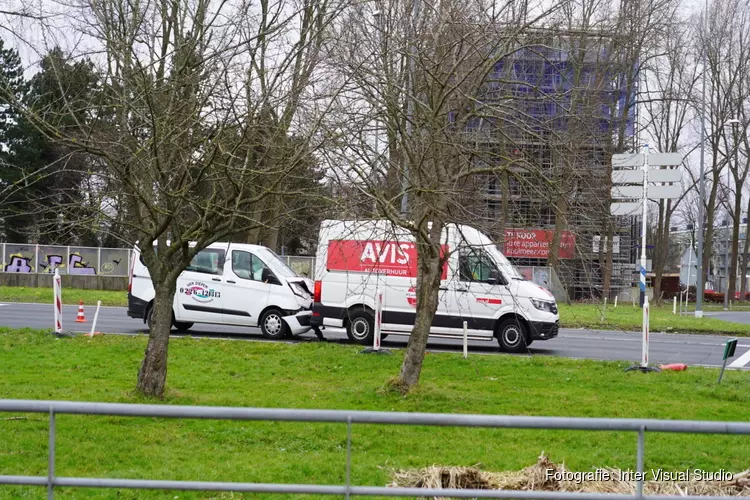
[180,281,221,303]
[360,242,413,266]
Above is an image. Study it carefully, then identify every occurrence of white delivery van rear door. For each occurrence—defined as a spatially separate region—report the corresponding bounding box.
[175,247,227,323]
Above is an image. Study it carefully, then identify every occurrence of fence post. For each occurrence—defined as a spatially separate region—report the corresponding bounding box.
[36,244,40,274]
[48,408,56,500]
[97,247,102,275]
[345,416,352,500]
[1,242,5,272]
[66,246,71,275]
[636,426,645,499]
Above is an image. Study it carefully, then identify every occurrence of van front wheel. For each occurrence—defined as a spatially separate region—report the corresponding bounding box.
[346,310,374,345]
[260,309,290,340]
[496,318,529,353]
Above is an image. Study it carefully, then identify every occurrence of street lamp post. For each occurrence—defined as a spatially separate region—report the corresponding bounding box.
[723,118,741,310]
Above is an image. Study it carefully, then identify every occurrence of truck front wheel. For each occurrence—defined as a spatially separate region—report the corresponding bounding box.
[496,318,529,353]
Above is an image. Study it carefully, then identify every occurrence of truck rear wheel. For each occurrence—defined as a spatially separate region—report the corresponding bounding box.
[496,318,529,353]
[346,310,374,345]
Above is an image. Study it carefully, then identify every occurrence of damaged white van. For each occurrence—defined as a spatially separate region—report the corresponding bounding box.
[128,242,314,338]
[310,220,559,352]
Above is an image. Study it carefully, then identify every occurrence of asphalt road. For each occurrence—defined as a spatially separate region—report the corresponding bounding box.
[2,302,750,370]
[704,311,750,324]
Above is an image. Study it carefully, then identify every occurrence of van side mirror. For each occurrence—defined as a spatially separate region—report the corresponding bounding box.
[262,268,282,285]
[487,270,505,286]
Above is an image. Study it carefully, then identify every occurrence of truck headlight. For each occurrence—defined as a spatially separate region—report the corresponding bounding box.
[531,298,557,313]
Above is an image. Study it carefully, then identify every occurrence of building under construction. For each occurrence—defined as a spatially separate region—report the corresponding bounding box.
[461,28,638,300]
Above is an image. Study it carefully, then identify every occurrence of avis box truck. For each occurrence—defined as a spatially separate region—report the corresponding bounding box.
[310,220,559,352]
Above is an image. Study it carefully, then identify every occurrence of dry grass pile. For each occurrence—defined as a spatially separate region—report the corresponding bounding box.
[390,456,750,498]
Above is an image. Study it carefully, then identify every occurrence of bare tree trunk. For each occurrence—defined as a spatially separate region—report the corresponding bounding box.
[740,224,750,302]
[728,195,742,300]
[652,201,666,305]
[392,241,444,392]
[136,281,177,398]
[547,193,568,270]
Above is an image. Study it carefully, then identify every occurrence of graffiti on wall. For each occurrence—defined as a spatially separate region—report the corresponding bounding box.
[4,254,34,272]
[2,245,132,275]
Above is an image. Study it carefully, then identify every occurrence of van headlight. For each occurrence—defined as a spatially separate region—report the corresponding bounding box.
[291,282,312,299]
[531,298,557,313]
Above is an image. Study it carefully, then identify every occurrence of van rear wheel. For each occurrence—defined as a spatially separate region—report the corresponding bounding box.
[173,321,193,331]
[496,318,529,353]
[346,310,374,345]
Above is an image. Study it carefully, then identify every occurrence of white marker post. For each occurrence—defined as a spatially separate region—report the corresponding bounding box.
[614,295,618,308]
[463,321,468,359]
[673,296,677,315]
[373,289,383,351]
[89,300,102,337]
[642,296,650,367]
[53,268,62,334]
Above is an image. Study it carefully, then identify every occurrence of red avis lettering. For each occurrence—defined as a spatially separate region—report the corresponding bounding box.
[327,240,448,279]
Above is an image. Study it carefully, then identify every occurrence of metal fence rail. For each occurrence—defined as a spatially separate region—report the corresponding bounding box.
[1,400,749,499]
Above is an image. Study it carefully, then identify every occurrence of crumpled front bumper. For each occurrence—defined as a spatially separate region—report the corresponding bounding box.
[282,310,313,335]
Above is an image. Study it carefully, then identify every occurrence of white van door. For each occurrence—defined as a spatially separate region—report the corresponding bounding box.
[175,247,227,324]
[220,249,270,326]
[449,246,506,337]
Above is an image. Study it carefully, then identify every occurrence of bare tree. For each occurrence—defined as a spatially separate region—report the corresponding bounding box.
[642,18,699,304]
[2,0,340,397]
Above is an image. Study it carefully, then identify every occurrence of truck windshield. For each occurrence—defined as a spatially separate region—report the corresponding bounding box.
[485,244,524,280]
[257,248,300,278]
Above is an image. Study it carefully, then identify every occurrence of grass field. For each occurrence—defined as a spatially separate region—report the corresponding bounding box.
[3,285,748,336]
[558,303,750,335]
[0,286,126,307]
[1,328,749,499]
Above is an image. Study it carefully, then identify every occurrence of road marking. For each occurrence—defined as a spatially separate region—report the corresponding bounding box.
[728,349,750,368]
[0,304,6,307]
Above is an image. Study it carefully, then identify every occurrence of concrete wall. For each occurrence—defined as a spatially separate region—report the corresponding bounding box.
[0,274,127,291]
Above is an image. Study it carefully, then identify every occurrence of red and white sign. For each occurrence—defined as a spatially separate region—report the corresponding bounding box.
[503,229,576,260]
[477,297,502,305]
[327,240,448,279]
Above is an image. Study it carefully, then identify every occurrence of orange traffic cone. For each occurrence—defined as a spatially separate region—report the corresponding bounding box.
[75,301,86,323]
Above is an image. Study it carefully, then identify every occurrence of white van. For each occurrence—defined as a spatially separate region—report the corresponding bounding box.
[311,220,559,352]
[128,242,314,338]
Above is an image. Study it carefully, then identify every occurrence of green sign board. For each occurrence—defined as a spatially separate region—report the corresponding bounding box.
[723,339,738,360]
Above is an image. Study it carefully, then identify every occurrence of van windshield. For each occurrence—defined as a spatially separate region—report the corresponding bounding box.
[257,248,299,278]
[484,244,524,280]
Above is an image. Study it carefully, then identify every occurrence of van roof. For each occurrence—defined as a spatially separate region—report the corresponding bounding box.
[134,241,271,253]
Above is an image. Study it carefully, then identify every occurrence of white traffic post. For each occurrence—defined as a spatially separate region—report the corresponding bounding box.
[673,296,677,315]
[604,297,608,309]
[642,296,650,367]
[89,300,102,337]
[373,289,383,351]
[639,145,650,368]
[53,268,62,334]
[463,321,468,359]
[614,295,618,308]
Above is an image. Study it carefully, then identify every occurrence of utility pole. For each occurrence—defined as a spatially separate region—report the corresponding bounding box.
[401,0,420,217]
[696,0,708,319]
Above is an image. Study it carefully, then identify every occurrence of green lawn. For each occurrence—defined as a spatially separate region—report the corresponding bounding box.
[0,286,127,307]
[1,286,749,335]
[558,303,750,335]
[0,328,749,499]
